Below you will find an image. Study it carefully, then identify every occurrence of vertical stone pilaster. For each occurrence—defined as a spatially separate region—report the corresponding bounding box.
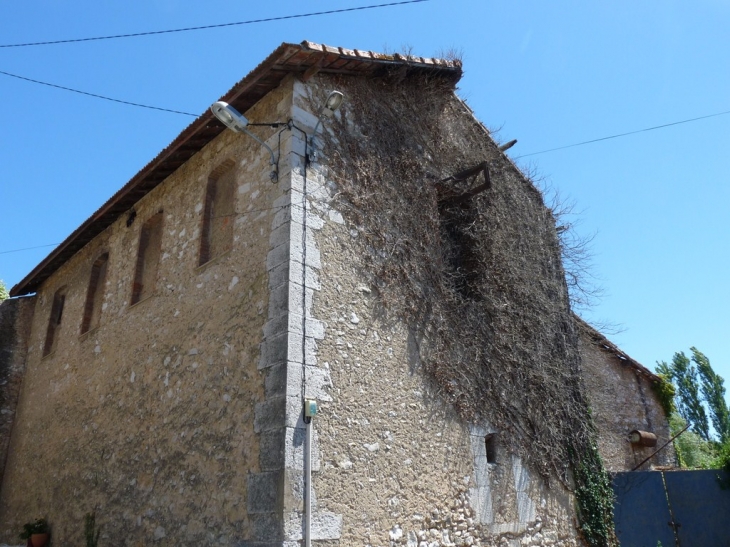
[252,79,343,546]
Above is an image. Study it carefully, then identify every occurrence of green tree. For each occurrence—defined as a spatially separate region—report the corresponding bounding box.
[0,280,8,302]
[692,347,730,443]
[658,348,730,471]
[669,414,716,468]
[657,351,710,440]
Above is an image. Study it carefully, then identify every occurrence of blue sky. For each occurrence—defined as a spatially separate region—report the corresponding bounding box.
[1,1,728,390]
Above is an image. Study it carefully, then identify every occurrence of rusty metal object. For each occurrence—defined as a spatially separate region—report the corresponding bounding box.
[629,430,658,447]
[631,423,689,471]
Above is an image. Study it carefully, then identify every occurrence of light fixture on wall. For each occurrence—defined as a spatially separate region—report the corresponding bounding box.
[308,91,345,163]
[210,101,281,182]
[210,90,344,180]
[321,90,344,118]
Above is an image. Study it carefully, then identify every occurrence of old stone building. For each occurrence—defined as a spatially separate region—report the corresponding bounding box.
[577,318,673,473]
[0,42,672,546]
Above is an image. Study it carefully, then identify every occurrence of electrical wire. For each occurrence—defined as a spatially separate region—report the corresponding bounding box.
[0,69,197,116]
[14,55,729,144]
[0,1,431,48]
[515,109,730,159]
[0,243,61,255]
[6,103,730,254]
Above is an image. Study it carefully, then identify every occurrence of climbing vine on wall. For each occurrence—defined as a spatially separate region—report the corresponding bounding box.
[652,373,677,418]
[571,440,616,546]
[314,69,617,546]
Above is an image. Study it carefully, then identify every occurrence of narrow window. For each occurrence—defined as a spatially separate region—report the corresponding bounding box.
[485,434,497,464]
[199,159,236,265]
[438,162,490,301]
[131,212,163,304]
[81,253,109,333]
[439,200,481,300]
[43,287,66,356]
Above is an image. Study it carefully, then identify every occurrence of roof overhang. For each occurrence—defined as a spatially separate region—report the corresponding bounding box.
[574,314,660,382]
[11,40,462,297]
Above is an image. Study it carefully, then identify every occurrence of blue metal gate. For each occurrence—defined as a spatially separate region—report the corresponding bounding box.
[612,469,730,546]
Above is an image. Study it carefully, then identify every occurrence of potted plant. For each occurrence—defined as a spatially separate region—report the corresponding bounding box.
[19,518,49,547]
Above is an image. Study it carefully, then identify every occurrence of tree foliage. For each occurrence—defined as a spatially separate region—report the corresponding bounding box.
[691,347,730,443]
[0,280,8,302]
[659,348,730,471]
[657,351,710,440]
[669,414,716,469]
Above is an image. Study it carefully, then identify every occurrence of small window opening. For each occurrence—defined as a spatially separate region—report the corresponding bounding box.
[43,287,66,356]
[81,253,109,333]
[199,159,236,265]
[131,212,163,304]
[485,434,497,464]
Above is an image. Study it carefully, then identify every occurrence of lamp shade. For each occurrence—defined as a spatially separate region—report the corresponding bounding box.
[210,101,249,132]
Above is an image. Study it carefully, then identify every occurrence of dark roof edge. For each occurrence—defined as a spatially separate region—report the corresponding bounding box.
[574,314,660,382]
[9,110,217,297]
[11,41,462,297]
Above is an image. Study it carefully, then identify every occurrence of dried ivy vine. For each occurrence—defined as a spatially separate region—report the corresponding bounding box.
[313,69,617,546]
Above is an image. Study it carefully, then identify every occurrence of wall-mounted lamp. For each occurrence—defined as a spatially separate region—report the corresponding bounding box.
[309,91,345,163]
[211,90,344,180]
[211,102,249,132]
[321,91,344,119]
[210,101,280,182]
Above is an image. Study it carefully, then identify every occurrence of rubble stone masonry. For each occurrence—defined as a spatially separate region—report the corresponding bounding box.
[579,331,674,472]
[0,297,35,488]
[0,58,672,547]
[0,79,296,545]
[294,77,579,547]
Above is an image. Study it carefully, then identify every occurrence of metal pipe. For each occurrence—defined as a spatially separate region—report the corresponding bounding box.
[304,418,313,547]
[241,127,278,181]
[241,127,276,165]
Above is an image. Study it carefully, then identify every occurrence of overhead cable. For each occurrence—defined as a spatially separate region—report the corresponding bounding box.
[516,109,730,159]
[0,0,430,48]
[0,243,60,255]
[0,69,197,116]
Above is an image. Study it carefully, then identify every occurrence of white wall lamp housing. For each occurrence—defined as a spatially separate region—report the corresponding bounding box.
[321,90,344,118]
[211,91,344,180]
[210,101,281,182]
[309,91,345,163]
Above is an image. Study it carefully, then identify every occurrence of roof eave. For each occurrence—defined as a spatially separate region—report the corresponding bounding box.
[10,41,461,297]
[574,314,660,382]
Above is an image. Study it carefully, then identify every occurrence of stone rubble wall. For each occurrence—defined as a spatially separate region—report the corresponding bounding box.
[0,79,295,545]
[0,297,35,487]
[579,334,675,472]
[0,65,668,546]
[293,76,580,547]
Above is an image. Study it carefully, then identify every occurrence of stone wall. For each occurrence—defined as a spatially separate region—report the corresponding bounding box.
[0,297,35,488]
[0,61,671,546]
[0,78,296,545]
[291,76,581,547]
[579,328,674,472]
